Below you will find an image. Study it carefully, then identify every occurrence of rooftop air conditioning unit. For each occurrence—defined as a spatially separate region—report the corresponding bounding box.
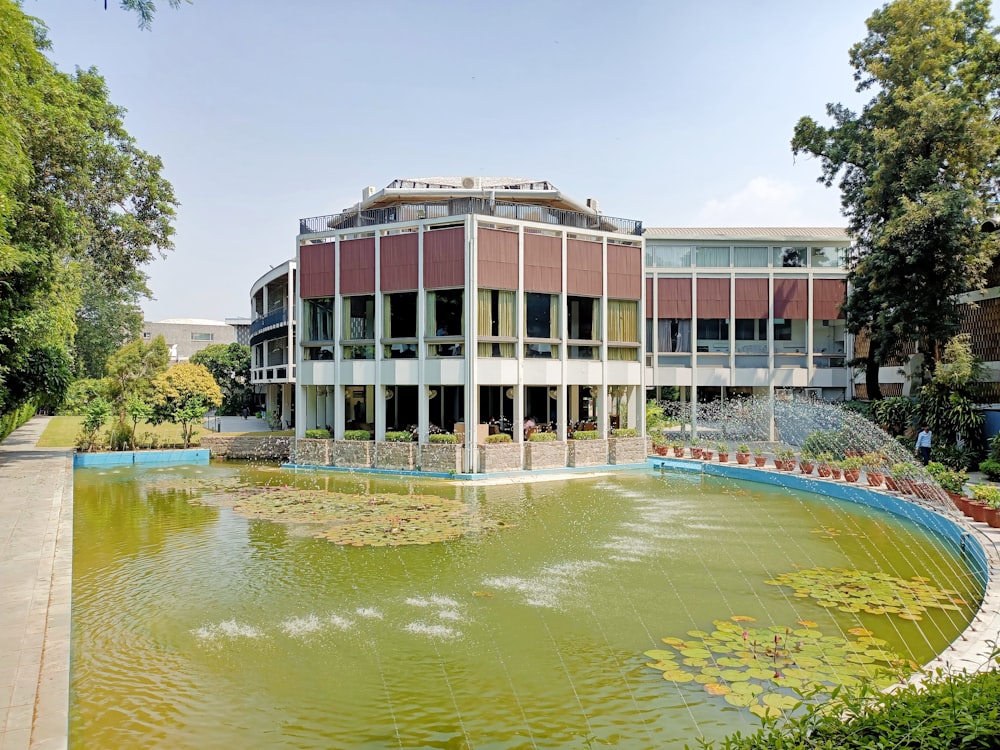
[586,197,600,212]
[461,176,480,190]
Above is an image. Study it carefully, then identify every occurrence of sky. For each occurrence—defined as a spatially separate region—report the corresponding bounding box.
[33,0,886,322]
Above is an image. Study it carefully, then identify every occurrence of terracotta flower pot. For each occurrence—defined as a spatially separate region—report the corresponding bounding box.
[673,447,685,458]
[884,476,898,491]
[783,460,797,472]
[831,468,842,480]
[654,445,669,456]
[799,462,815,475]
[773,459,785,470]
[754,456,767,468]
[985,506,1000,529]
[866,472,884,488]
[717,452,729,463]
[736,452,751,465]
[702,450,714,461]
[969,501,989,524]
[843,469,860,483]
[691,447,703,459]
[817,464,832,478]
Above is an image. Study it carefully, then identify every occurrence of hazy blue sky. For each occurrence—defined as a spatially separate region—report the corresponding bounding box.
[35,0,887,322]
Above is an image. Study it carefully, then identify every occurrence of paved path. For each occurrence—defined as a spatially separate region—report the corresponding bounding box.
[0,418,72,750]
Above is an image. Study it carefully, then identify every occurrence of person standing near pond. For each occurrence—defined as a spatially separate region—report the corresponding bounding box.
[916,425,932,466]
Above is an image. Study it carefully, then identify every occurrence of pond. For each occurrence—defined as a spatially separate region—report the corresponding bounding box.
[70,464,981,749]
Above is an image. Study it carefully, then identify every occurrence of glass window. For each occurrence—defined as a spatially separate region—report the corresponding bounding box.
[733,246,769,267]
[383,292,417,339]
[304,297,334,342]
[773,319,792,341]
[774,246,807,267]
[735,318,767,340]
[476,289,515,357]
[696,318,729,340]
[191,332,214,341]
[525,292,557,339]
[695,246,730,267]
[427,289,464,337]
[646,244,692,267]
[810,246,847,268]
[342,295,375,340]
[655,318,691,353]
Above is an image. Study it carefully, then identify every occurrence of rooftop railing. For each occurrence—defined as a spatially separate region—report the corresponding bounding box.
[299,198,642,236]
[250,306,287,336]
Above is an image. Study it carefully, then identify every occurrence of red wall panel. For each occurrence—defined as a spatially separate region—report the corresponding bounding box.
[774,277,808,319]
[380,233,419,292]
[696,277,730,319]
[477,228,518,290]
[645,277,653,317]
[299,242,335,299]
[657,277,692,318]
[813,278,847,320]
[607,243,642,300]
[423,227,465,288]
[339,238,375,294]
[735,277,768,318]
[567,238,602,296]
[523,233,562,293]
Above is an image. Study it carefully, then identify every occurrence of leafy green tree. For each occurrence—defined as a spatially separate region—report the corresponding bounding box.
[79,396,112,452]
[0,0,177,418]
[114,0,188,30]
[190,343,252,416]
[919,333,985,457]
[124,393,153,450]
[150,362,222,448]
[791,0,1000,399]
[105,335,169,419]
[74,267,144,379]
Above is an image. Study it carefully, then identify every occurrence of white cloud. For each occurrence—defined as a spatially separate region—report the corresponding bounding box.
[694,177,840,226]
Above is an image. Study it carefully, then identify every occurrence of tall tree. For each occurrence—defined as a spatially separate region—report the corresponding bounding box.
[190,343,252,416]
[0,0,177,414]
[791,0,1000,399]
[111,1,188,30]
[150,362,222,448]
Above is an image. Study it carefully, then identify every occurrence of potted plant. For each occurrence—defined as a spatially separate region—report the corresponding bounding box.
[967,483,992,523]
[652,434,670,456]
[690,440,703,459]
[816,452,833,478]
[715,442,729,463]
[841,456,864,483]
[862,452,885,488]
[799,450,816,475]
[671,441,685,458]
[753,450,768,468]
[701,447,714,461]
[972,485,1000,528]
[735,444,751,465]
[776,448,796,472]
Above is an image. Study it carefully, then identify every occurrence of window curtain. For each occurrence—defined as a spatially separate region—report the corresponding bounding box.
[426,291,437,337]
[734,246,768,268]
[477,289,492,357]
[695,246,730,267]
[591,297,600,339]
[676,320,691,352]
[382,295,392,339]
[498,290,515,357]
[342,298,352,339]
[657,319,672,352]
[549,294,559,339]
[608,300,638,361]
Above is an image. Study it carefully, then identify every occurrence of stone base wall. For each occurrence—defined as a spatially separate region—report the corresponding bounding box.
[292,438,332,465]
[478,444,522,473]
[567,439,608,467]
[375,442,417,471]
[202,435,292,461]
[608,436,647,464]
[525,441,567,470]
[420,444,464,474]
[330,441,374,468]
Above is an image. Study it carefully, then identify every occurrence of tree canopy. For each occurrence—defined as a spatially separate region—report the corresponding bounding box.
[150,362,222,448]
[190,343,252,416]
[791,0,1000,398]
[0,0,177,415]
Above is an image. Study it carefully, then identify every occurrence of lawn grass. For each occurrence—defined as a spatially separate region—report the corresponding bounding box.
[36,416,293,448]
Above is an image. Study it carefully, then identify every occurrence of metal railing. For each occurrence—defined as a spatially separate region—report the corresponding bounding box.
[299,198,642,236]
[250,307,287,336]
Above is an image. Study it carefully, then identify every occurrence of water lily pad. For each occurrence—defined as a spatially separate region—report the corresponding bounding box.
[749,704,782,719]
[763,693,800,711]
[704,682,731,695]
[796,620,818,628]
[731,615,757,622]
[644,649,677,661]
[661,669,694,683]
[680,648,712,659]
[724,692,755,707]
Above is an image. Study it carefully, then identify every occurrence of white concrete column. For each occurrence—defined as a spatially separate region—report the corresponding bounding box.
[333,386,345,440]
[417,226,428,443]
[515,225,525,443]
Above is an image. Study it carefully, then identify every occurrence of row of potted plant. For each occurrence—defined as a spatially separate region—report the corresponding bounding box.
[948,482,1000,528]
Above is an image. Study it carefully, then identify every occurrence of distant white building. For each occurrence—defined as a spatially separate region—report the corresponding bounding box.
[142,318,237,362]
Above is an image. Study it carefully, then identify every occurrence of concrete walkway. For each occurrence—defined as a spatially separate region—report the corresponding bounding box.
[0,418,72,750]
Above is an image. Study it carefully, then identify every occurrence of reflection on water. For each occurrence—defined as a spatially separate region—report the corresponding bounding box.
[71,465,981,749]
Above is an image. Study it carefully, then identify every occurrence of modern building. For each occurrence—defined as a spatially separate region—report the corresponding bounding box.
[142,318,236,362]
[294,177,646,471]
[250,261,296,426]
[643,228,851,420]
[226,317,252,347]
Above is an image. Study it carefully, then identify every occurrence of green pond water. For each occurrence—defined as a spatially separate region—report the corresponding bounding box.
[70,464,982,749]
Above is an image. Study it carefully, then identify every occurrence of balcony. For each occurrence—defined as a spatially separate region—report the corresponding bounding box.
[250,307,288,337]
[299,198,642,236]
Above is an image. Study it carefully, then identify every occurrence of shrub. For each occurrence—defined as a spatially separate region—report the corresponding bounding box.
[928,461,968,493]
[343,429,372,441]
[106,422,132,451]
[383,430,413,443]
[528,431,558,442]
[572,430,599,440]
[931,444,980,471]
[428,433,458,444]
[737,444,750,453]
[304,428,331,439]
[485,433,512,444]
[137,431,159,450]
[971,483,1000,507]
[801,430,843,460]
[613,428,638,437]
[978,458,1000,481]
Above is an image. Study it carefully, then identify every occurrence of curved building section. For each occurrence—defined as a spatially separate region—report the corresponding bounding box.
[250,260,296,427]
